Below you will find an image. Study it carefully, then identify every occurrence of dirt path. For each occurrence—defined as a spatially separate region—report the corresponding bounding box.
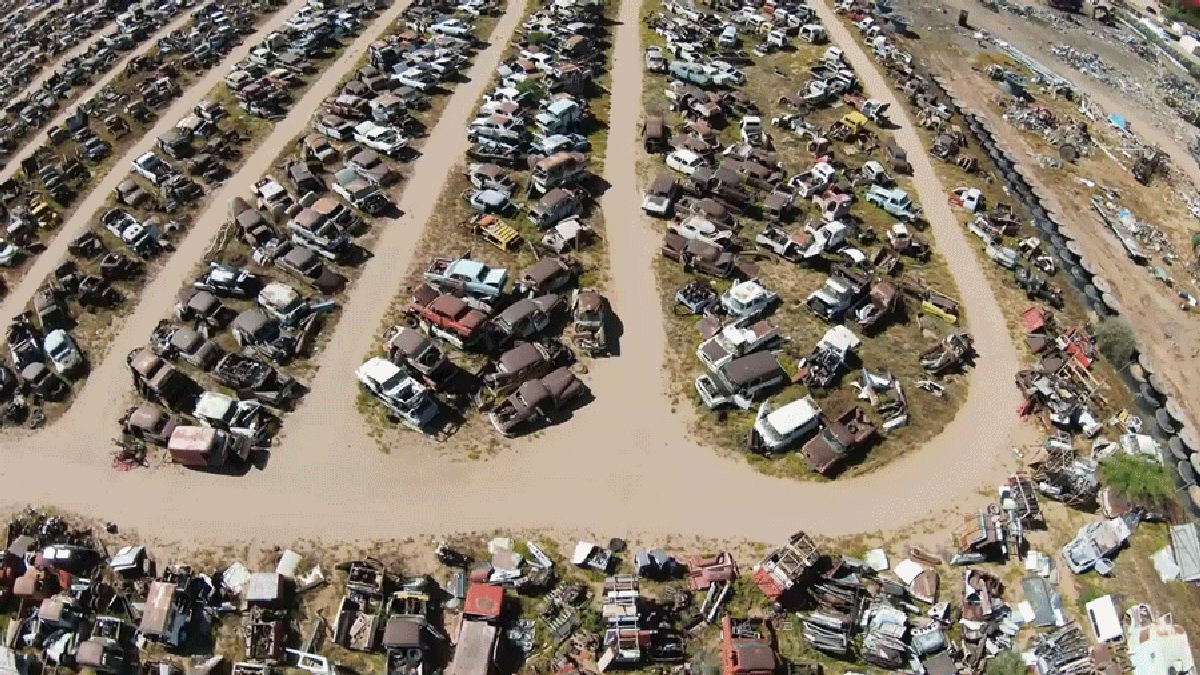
[5,24,112,131]
[274,0,532,456]
[0,9,199,201]
[0,0,305,331]
[937,0,1200,191]
[0,0,1034,549]
[42,0,418,435]
[949,82,1200,443]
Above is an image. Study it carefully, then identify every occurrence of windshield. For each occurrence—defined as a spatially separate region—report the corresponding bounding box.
[47,339,68,358]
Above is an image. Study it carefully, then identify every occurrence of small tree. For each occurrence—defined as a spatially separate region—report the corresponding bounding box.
[527,31,551,45]
[986,651,1025,675]
[515,78,544,106]
[1100,453,1175,510]
[1096,317,1136,368]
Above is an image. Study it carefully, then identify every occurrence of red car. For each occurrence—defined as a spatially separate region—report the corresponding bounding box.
[406,283,488,348]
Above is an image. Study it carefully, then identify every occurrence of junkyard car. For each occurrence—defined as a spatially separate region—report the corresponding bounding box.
[406,284,489,348]
[150,325,224,371]
[423,257,508,302]
[276,245,347,295]
[43,329,84,376]
[120,404,183,445]
[516,257,578,297]
[570,289,607,355]
[660,232,736,278]
[194,263,262,299]
[385,326,455,389]
[192,391,276,445]
[489,366,586,436]
[492,295,563,344]
[356,357,440,431]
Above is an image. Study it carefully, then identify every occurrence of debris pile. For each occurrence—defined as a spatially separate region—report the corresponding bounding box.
[1001,99,1092,159]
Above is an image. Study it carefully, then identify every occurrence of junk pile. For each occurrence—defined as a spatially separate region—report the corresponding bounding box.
[1049,45,1119,86]
[1001,99,1092,160]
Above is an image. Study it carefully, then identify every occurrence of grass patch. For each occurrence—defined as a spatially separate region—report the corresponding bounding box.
[640,3,970,482]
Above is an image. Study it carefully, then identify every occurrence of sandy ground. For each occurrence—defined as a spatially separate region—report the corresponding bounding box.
[0,0,1037,548]
[913,1,1200,445]
[0,9,200,196]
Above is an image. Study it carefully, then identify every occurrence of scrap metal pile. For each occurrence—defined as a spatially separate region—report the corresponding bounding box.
[1001,99,1092,161]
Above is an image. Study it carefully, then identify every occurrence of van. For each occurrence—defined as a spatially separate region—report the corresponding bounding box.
[668,61,710,86]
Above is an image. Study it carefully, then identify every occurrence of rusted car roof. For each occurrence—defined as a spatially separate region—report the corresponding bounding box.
[648,173,677,195]
[724,352,781,386]
[463,583,502,619]
[430,295,470,320]
[499,342,543,374]
[168,426,219,453]
[575,290,602,312]
[387,327,429,357]
[128,404,167,430]
[535,152,586,172]
[129,348,163,377]
[522,258,564,285]
[140,580,176,635]
[232,309,271,336]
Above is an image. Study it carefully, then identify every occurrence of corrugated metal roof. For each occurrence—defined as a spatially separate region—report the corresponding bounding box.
[1170,523,1200,582]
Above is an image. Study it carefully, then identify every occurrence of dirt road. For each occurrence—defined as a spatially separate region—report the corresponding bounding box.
[0,10,199,202]
[48,0,418,432]
[0,0,306,331]
[0,0,1033,548]
[918,0,1200,444]
[274,0,531,454]
[6,23,110,120]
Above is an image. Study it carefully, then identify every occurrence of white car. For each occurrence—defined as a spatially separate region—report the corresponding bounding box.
[666,149,705,176]
[393,67,437,92]
[193,391,272,443]
[709,61,746,86]
[43,329,83,376]
[0,239,19,266]
[645,46,666,72]
[430,18,472,36]
[670,216,733,247]
[353,121,409,155]
[356,357,440,431]
[132,152,173,185]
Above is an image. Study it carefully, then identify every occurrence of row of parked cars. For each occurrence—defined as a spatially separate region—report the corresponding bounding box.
[0,0,273,306]
[0,0,123,159]
[356,0,615,439]
[116,0,508,469]
[0,0,299,430]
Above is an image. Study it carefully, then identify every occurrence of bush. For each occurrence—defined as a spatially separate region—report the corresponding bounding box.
[1100,453,1176,510]
[987,651,1026,675]
[1096,317,1137,367]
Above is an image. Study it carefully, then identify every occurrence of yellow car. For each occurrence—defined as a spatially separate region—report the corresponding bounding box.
[30,198,60,229]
